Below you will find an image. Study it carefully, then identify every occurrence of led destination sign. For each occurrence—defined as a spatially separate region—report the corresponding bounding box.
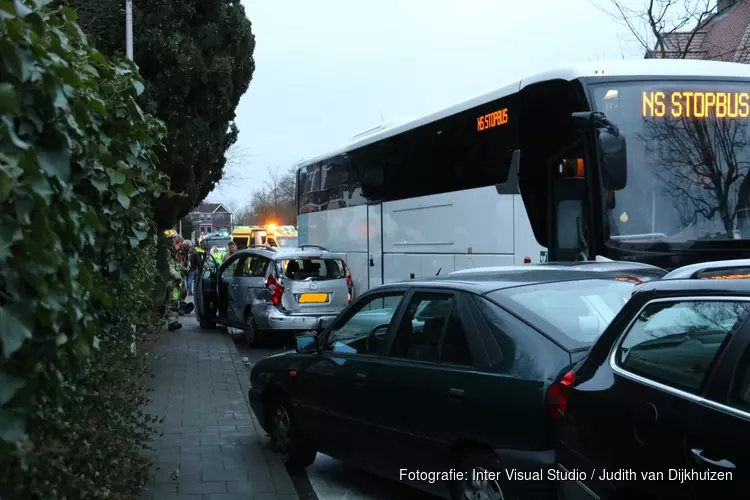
[477,108,509,131]
[642,91,750,119]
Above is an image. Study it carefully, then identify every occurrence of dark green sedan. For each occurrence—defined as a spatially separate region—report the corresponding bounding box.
[248,263,666,500]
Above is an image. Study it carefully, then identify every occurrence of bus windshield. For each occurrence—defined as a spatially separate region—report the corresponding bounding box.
[591,81,750,244]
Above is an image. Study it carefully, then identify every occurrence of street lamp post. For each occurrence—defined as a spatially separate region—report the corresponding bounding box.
[125,0,133,60]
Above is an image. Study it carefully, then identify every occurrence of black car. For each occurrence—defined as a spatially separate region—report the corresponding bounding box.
[556,259,750,500]
[248,263,666,500]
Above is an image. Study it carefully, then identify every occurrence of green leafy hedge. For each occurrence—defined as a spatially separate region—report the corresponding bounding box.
[0,1,168,498]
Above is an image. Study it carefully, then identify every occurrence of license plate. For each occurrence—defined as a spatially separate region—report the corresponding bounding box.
[299,293,329,303]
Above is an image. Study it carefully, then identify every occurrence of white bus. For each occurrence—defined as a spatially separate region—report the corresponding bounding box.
[296,60,750,297]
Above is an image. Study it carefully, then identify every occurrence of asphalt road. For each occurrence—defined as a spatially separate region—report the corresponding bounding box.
[232,333,440,500]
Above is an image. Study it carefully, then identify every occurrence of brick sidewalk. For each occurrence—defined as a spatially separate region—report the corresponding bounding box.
[139,312,299,500]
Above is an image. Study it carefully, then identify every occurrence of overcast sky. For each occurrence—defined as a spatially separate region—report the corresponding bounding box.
[209,0,649,207]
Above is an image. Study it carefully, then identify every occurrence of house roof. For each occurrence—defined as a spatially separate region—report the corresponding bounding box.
[195,203,231,214]
[646,0,750,61]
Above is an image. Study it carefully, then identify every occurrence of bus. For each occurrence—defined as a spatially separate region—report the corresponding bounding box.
[296,60,750,297]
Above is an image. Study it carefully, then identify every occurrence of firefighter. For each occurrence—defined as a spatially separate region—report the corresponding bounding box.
[166,237,183,331]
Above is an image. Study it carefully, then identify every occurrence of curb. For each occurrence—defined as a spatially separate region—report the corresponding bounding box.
[224,333,301,499]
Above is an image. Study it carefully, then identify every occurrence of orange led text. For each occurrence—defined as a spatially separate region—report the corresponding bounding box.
[700,273,750,280]
[642,91,750,119]
[477,108,509,131]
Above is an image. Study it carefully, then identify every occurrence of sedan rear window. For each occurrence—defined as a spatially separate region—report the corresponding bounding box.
[487,279,636,347]
[281,258,345,281]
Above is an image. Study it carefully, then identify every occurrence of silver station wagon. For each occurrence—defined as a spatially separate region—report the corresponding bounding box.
[195,245,353,346]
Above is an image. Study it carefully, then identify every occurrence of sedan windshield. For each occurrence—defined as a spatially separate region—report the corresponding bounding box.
[488,279,636,344]
[590,81,750,244]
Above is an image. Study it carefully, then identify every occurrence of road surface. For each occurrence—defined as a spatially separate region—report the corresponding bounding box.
[232,334,440,500]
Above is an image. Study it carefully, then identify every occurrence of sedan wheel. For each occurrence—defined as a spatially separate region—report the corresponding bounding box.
[269,399,316,472]
[272,405,293,462]
[461,467,504,500]
[244,311,259,346]
[451,452,514,500]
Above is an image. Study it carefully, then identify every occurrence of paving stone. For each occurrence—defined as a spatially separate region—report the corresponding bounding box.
[203,494,257,500]
[139,313,299,499]
[178,481,227,494]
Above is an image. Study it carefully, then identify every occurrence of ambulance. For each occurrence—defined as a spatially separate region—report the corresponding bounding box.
[264,223,298,248]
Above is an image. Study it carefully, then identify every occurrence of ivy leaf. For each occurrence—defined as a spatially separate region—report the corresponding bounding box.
[72,336,90,358]
[0,82,20,116]
[132,79,145,95]
[37,149,72,181]
[117,189,130,209]
[0,167,12,202]
[0,409,25,443]
[0,373,25,405]
[0,306,31,358]
[0,115,29,150]
[108,170,125,185]
[89,177,107,192]
[59,6,77,21]
[89,97,105,115]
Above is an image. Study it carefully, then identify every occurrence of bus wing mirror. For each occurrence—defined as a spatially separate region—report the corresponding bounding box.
[598,130,627,191]
[572,112,627,192]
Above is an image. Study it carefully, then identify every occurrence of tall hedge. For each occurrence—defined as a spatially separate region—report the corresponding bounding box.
[0,1,168,498]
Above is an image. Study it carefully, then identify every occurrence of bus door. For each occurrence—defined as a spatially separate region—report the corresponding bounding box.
[367,203,383,289]
[549,142,590,261]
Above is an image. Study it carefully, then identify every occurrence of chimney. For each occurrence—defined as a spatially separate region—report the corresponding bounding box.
[717,0,736,13]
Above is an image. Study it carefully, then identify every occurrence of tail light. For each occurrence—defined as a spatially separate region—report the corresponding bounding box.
[342,261,353,302]
[265,275,285,306]
[343,261,353,286]
[546,370,575,419]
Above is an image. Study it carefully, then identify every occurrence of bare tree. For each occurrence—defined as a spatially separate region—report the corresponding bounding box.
[640,113,750,238]
[226,200,251,227]
[246,166,298,224]
[600,0,720,58]
[214,143,254,197]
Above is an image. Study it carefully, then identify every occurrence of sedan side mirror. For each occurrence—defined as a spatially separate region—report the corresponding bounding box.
[295,334,318,353]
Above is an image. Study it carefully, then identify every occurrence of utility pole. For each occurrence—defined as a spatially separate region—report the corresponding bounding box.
[125,0,133,60]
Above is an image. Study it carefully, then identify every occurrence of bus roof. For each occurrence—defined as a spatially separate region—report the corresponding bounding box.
[298,59,750,168]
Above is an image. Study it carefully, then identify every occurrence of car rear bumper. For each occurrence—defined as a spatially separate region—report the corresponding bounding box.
[253,305,337,333]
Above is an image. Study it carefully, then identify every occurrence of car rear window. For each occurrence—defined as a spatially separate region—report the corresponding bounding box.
[486,279,636,348]
[280,258,345,281]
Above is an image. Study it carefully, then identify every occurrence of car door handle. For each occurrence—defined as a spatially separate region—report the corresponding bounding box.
[691,449,736,469]
[448,388,464,401]
[354,373,366,385]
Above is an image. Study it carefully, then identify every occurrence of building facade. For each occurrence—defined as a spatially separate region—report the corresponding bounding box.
[189,203,232,237]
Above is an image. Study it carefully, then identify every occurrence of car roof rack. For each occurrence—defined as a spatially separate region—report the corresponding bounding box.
[298,244,329,251]
[662,259,750,280]
[246,244,276,251]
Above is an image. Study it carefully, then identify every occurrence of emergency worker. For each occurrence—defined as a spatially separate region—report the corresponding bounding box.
[226,241,237,256]
[166,236,183,331]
